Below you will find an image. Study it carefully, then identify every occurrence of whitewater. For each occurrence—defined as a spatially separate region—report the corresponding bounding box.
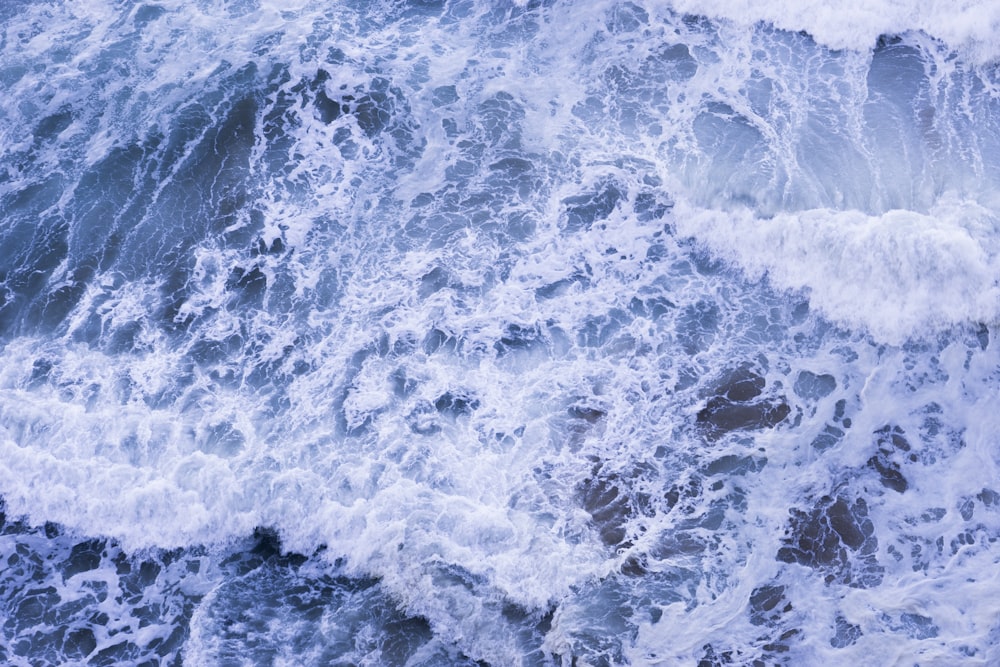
[1,0,1000,664]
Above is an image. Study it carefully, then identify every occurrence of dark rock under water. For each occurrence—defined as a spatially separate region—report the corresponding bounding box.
[577,460,655,548]
[777,495,883,589]
[697,366,790,437]
[866,425,912,493]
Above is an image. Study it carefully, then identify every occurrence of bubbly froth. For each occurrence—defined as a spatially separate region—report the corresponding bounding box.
[2,1,1000,664]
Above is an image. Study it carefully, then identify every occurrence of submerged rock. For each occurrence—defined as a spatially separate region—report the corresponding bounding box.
[793,370,836,401]
[576,460,654,548]
[867,425,911,493]
[867,454,907,493]
[831,615,863,648]
[698,397,790,434]
[719,365,766,401]
[61,539,105,580]
[433,391,480,416]
[811,424,845,451]
[975,323,989,350]
[697,365,791,437]
[777,495,882,588]
[748,584,791,627]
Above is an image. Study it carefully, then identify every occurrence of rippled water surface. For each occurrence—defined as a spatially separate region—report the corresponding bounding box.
[2,1,1000,664]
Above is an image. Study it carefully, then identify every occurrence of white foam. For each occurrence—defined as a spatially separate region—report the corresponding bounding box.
[512,1,1000,343]
[6,0,1000,662]
[665,0,1000,63]
[672,196,1000,344]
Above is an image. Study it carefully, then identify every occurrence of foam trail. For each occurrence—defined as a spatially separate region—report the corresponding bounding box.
[673,198,1000,344]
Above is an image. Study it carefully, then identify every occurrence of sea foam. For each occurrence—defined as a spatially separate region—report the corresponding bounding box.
[666,0,1000,63]
[673,197,1000,345]
[3,1,1000,663]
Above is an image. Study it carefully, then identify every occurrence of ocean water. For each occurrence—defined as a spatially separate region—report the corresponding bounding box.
[1,1,1000,665]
